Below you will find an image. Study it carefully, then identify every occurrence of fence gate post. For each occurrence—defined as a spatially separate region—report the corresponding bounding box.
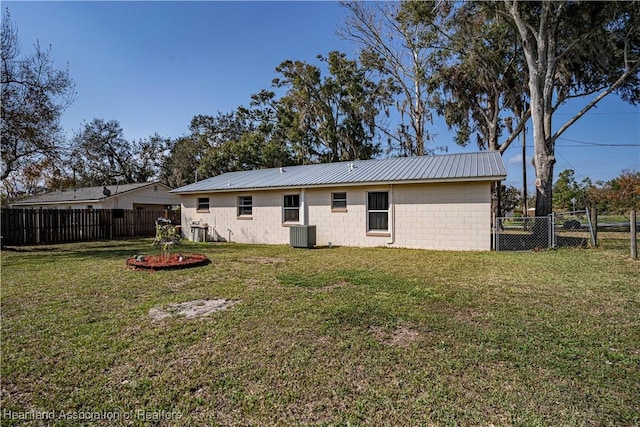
[589,207,598,247]
[492,214,497,251]
[585,207,596,247]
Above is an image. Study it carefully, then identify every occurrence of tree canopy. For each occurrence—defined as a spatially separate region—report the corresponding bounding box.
[160,52,394,184]
[589,170,640,214]
[3,2,638,214]
[273,51,394,162]
[70,118,167,186]
[553,169,591,211]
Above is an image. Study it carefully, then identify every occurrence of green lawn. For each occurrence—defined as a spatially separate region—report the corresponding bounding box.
[1,239,639,426]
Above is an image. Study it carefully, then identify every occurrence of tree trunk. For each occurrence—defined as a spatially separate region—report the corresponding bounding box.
[507,0,556,217]
[530,80,555,217]
[533,153,554,216]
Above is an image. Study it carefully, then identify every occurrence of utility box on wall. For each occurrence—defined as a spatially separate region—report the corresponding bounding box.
[290,225,316,248]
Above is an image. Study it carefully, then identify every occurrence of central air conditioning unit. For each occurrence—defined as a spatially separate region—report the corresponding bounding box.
[289,225,316,248]
[190,221,208,242]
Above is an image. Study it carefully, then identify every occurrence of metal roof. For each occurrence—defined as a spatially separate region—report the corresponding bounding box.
[171,152,507,194]
[11,182,166,206]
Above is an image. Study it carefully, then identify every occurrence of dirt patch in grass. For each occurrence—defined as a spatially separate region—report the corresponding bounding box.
[369,324,421,348]
[149,299,238,320]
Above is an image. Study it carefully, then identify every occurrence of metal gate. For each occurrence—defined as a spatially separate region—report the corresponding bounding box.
[494,209,596,251]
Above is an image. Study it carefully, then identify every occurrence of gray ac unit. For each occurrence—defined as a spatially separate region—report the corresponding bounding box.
[290,225,316,248]
[190,222,208,242]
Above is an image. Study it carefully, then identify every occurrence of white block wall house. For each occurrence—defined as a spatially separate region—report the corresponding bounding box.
[171,152,507,251]
[11,182,181,210]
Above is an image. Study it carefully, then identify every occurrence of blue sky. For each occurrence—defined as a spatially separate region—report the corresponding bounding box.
[4,1,639,192]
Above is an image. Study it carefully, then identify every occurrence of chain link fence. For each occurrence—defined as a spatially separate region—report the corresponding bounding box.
[494,210,596,251]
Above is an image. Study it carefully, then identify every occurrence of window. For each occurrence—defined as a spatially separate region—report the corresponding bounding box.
[367,192,389,232]
[238,196,253,217]
[283,194,300,223]
[331,192,347,211]
[197,197,210,212]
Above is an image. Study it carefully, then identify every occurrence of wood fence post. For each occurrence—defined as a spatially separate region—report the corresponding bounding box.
[631,209,637,259]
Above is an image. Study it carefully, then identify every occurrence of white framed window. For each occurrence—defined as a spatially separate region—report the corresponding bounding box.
[197,197,210,212]
[331,192,347,211]
[367,191,389,232]
[283,194,300,223]
[238,196,253,217]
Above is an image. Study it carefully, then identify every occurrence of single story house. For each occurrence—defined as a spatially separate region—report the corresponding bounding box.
[171,152,507,251]
[11,182,181,211]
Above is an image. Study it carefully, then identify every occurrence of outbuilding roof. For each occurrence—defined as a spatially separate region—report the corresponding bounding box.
[171,151,507,194]
[11,182,167,206]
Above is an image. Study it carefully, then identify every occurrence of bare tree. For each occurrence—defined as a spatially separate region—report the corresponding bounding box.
[1,8,76,181]
[338,2,442,156]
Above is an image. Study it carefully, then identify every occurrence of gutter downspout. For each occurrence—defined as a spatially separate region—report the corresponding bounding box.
[388,184,395,245]
[300,188,308,226]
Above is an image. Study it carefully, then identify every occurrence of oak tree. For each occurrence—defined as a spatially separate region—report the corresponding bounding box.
[70,118,166,186]
[273,51,393,162]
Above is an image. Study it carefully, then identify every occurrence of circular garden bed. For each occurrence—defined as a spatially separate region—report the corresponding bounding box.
[126,253,209,271]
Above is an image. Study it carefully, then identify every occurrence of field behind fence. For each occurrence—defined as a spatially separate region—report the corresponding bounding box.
[494,209,638,254]
[0,208,169,246]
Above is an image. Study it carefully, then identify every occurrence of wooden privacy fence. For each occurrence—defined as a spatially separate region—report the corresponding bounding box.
[1,208,169,246]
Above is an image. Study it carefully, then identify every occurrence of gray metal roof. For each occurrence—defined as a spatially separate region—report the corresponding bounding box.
[11,182,166,206]
[171,151,507,194]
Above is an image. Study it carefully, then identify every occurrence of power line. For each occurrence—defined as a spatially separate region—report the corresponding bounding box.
[557,137,640,147]
[555,150,588,181]
[554,111,639,115]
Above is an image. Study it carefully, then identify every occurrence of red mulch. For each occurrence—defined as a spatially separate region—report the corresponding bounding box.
[126,253,209,271]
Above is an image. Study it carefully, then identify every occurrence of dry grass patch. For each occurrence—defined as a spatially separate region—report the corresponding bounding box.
[369,324,421,348]
[149,299,238,320]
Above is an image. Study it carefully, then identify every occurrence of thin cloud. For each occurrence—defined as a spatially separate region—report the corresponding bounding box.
[508,154,523,164]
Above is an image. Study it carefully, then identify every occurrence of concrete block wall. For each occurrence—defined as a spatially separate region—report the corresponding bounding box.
[182,191,291,244]
[306,186,390,248]
[392,182,491,251]
[180,181,493,250]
